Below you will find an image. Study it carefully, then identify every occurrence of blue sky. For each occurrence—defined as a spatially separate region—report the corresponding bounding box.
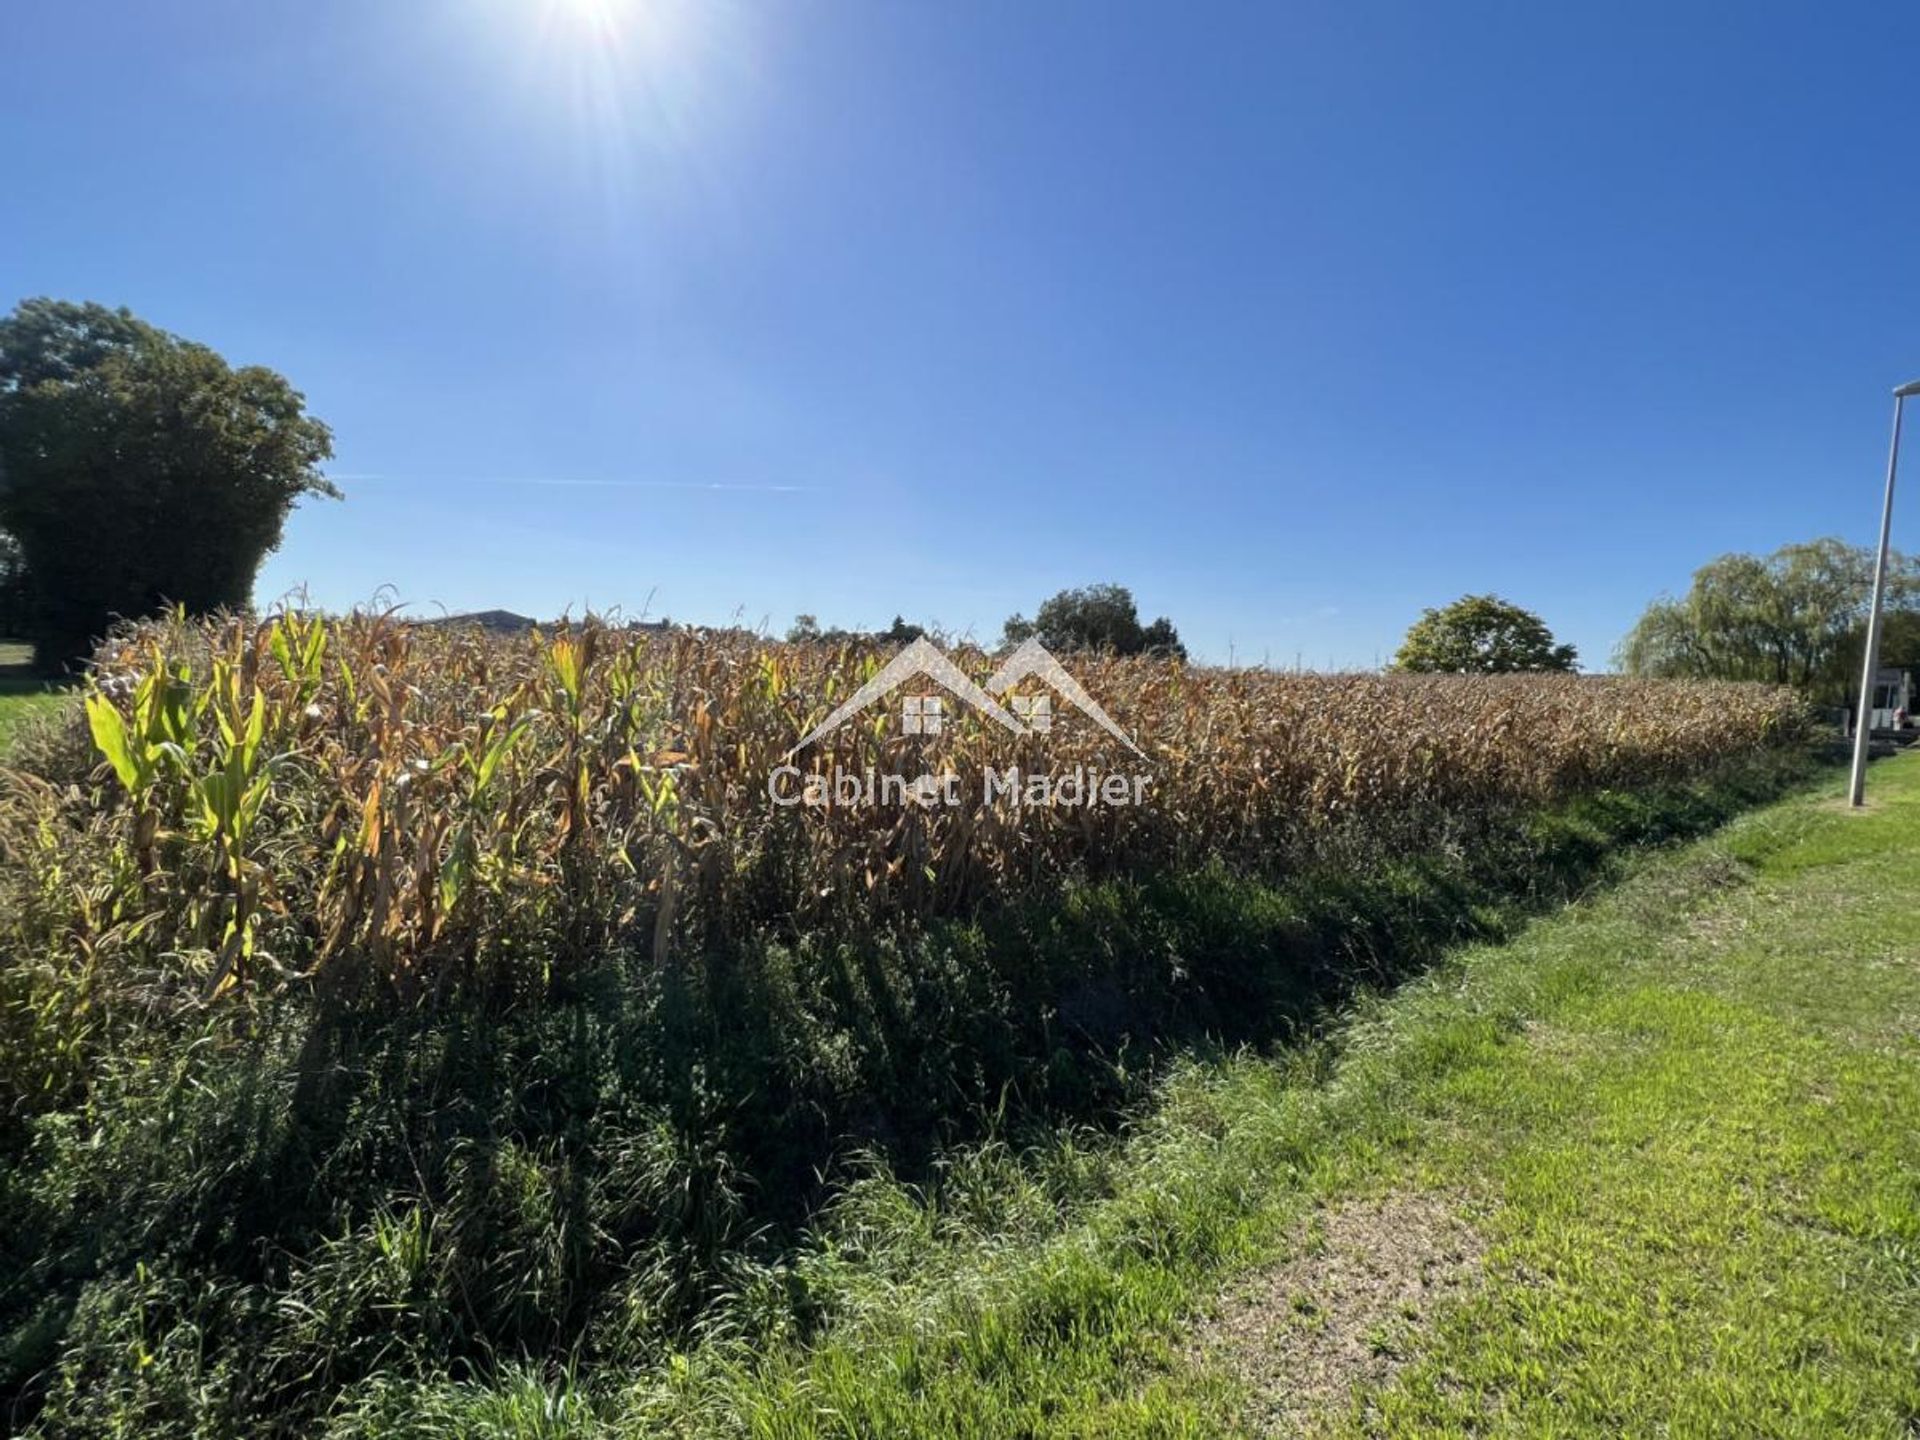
[5,1,1917,667]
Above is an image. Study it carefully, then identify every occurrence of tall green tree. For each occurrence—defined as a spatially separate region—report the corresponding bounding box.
[1391,594,1577,673]
[0,299,336,673]
[1616,538,1919,702]
[1002,583,1185,659]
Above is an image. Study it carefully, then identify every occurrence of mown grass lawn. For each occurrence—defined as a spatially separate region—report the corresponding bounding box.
[0,639,68,749]
[521,755,1920,1438]
[1335,763,1920,1436]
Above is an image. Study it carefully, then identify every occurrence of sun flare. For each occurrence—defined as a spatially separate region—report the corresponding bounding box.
[546,0,643,45]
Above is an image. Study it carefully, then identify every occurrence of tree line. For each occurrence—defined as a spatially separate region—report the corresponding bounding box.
[1616,538,1918,704]
[3,297,1909,702]
[1383,543,1919,703]
[786,583,1188,659]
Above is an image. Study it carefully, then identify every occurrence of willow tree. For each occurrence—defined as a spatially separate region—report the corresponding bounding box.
[0,299,336,674]
[1616,539,1919,703]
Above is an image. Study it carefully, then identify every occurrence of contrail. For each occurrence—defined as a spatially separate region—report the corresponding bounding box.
[477,477,815,494]
[330,474,816,494]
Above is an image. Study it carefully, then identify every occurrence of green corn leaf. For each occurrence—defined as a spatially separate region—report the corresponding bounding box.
[269,622,295,680]
[85,695,142,792]
[242,690,265,768]
[477,719,529,791]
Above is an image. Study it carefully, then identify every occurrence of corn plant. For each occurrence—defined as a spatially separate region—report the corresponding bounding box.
[6,608,1808,1015]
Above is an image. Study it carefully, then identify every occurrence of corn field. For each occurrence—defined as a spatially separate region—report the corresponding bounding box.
[0,609,1806,1017]
[0,610,1815,1431]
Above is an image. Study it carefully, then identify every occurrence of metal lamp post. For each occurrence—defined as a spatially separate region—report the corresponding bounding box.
[1847,377,1920,807]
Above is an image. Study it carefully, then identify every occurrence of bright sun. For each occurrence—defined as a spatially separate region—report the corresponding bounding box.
[548,0,639,42]
[497,0,721,179]
[538,0,697,73]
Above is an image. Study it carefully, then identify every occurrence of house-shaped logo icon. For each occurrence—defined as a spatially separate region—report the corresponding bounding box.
[784,636,1145,760]
[785,638,1024,759]
[985,638,1146,758]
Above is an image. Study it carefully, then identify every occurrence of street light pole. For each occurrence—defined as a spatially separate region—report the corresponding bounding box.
[1847,378,1920,807]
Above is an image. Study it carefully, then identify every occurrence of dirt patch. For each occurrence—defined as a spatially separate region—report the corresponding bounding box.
[1616,849,1752,934]
[1187,1191,1484,1435]
[1685,904,1751,946]
[1815,793,1890,815]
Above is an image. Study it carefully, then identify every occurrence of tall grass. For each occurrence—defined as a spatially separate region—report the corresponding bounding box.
[0,609,1811,1435]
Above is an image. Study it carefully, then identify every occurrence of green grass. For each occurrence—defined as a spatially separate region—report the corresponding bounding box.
[0,641,69,745]
[0,692,65,745]
[1345,781,1920,1436]
[360,753,1917,1437]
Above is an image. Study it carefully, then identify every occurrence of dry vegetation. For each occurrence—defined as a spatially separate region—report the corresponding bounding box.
[1188,1191,1486,1435]
[0,610,1813,1435]
[5,610,1804,1014]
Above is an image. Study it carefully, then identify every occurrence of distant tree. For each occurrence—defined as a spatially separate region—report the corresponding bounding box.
[1616,538,1919,703]
[789,613,927,646]
[1834,607,1920,691]
[1392,594,1577,674]
[0,299,336,674]
[0,529,27,639]
[1138,616,1181,655]
[1001,584,1185,659]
